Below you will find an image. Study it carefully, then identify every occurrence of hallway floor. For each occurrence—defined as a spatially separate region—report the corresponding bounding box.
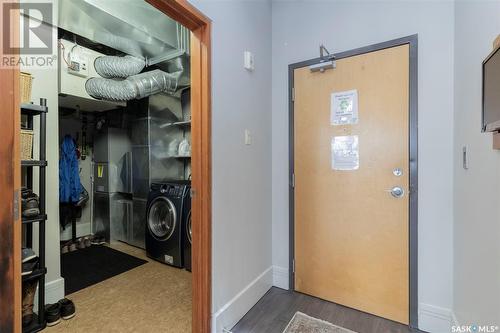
[232,287,423,333]
[45,242,192,333]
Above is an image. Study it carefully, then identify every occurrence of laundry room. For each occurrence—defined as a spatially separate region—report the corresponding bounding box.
[19,1,194,331]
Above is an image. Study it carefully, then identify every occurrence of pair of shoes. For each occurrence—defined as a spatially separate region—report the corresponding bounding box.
[21,188,40,217]
[90,234,105,245]
[22,280,37,326]
[61,240,79,253]
[45,298,76,327]
[62,242,78,253]
[21,248,39,276]
[76,237,91,249]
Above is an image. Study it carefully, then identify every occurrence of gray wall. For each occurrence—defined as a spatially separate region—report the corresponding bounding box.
[271,1,455,331]
[188,0,273,331]
[454,1,500,326]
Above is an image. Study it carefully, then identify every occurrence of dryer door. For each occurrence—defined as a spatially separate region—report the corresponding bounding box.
[147,197,177,240]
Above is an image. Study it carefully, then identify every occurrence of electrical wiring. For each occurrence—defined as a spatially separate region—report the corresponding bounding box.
[58,40,75,70]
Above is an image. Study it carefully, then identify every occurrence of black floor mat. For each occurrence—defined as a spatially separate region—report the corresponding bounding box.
[61,245,147,295]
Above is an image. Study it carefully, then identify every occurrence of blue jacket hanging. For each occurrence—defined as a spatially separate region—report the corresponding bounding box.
[59,135,81,203]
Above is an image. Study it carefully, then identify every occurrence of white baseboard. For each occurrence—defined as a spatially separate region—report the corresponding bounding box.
[46,277,65,303]
[34,277,65,308]
[419,302,453,333]
[212,266,273,333]
[272,265,289,290]
[210,268,454,333]
[451,311,460,327]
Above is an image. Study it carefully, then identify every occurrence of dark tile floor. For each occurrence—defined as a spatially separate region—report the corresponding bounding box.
[232,287,423,333]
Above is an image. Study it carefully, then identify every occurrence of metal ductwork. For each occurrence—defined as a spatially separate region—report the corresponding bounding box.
[162,57,189,88]
[94,55,145,79]
[59,0,190,61]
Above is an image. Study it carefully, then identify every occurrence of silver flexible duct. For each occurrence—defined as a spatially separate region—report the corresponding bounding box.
[85,69,181,101]
[94,55,145,79]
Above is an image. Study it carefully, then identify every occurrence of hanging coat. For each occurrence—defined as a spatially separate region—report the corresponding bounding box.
[59,135,81,203]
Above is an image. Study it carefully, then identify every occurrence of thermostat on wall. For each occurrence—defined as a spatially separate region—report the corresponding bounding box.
[67,51,89,78]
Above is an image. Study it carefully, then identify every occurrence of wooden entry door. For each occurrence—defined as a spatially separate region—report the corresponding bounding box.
[293,44,411,324]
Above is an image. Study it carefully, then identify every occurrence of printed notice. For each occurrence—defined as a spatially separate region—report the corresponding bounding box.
[331,89,358,125]
[331,136,359,171]
[97,164,104,178]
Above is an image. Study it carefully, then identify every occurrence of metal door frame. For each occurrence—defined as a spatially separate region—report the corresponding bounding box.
[288,35,418,328]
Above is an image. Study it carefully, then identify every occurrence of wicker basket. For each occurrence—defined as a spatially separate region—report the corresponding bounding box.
[20,72,33,104]
[20,129,34,160]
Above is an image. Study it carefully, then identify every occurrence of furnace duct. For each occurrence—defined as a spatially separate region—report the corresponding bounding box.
[94,55,146,79]
[86,56,185,101]
[85,69,181,101]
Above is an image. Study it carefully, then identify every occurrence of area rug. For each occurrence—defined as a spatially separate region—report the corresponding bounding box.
[283,312,357,333]
[61,245,147,294]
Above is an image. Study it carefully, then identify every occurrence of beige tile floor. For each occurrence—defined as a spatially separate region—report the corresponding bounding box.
[45,242,192,333]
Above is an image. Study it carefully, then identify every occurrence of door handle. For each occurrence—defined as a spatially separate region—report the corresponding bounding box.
[386,186,405,198]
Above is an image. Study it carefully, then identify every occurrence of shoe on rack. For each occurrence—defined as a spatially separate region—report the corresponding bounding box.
[58,298,76,320]
[45,302,61,327]
[22,248,37,263]
[22,258,38,276]
[21,188,40,217]
[22,280,37,326]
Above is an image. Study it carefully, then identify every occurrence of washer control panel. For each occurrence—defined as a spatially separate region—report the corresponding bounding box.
[159,184,185,197]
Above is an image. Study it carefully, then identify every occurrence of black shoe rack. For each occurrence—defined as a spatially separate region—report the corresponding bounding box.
[21,98,48,333]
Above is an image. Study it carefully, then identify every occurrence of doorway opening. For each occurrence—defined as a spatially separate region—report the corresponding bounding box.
[1,1,211,332]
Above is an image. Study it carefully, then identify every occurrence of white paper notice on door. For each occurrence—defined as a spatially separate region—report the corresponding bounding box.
[331,135,359,171]
[331,89,358,125]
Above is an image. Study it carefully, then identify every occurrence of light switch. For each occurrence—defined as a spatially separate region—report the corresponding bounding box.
[244,129,252,145]
[244,51,254,71]
[463,146,469,170]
